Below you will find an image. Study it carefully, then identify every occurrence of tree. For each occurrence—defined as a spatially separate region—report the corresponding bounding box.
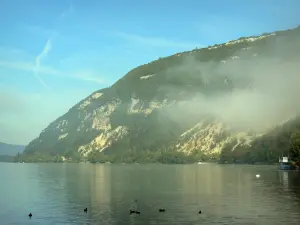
[291,133,300,165]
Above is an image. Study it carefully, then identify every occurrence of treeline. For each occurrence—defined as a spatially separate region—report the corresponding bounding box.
[0,155,15,162]
[219,132,300,165]
[291,133,300,165]
[14,148,216,164]
[87,149,218,164]
[14,150,82,163]
[13,132,300,165]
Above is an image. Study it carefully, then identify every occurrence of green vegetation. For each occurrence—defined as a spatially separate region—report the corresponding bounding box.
[291,133,300,166]
[0,155,15,162]
[219,123,300,166]
[14,26,300,165]
[87,148,218,164]
[14,150,83,163]
[14,131,300,164]
[14,148,217,164]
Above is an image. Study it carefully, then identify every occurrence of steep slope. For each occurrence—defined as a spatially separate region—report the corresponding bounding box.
[20,26,300,163]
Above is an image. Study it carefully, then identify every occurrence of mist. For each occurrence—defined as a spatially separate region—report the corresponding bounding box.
[161,34,300,133]
[0,90,27,115]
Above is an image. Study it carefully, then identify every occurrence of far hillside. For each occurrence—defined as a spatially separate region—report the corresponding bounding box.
[0,142,25,156]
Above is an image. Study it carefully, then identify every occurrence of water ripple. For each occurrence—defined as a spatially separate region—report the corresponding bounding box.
[1,163,300,225]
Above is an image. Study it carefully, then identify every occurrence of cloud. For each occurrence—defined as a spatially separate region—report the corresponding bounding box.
[160,33,300,133]
[25,2,75,89]
[192,14,256,45]
[59,50,103,66]
[34,38,52,89]
[0,59,108,85]
[0,89,27,115]
[0,60,35,71]
[115,32,202,49]
[72,70,106,84]
[24,25,59,39]
[60,0,74,18]
[0,47,33,61]
[0,87,93,145]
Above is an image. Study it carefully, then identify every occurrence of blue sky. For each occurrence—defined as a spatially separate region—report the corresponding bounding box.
[0,0,299,145]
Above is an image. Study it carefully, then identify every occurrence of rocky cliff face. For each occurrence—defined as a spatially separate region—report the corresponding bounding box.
[23,26,300,162]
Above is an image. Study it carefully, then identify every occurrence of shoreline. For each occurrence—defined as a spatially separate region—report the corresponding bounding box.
[1,161,279,166]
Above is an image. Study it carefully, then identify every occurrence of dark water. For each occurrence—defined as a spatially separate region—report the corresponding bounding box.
[1,163,300,225]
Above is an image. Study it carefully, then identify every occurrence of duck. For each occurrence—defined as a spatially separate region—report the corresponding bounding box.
[129,210,140,214]
[129,210,136,215]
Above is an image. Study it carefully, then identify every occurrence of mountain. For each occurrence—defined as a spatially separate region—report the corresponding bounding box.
[0,142,25,156]
[18,26,300,163]
[0,142,25,162]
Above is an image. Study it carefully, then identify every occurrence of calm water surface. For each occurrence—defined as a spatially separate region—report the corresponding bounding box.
[1,163,300,225]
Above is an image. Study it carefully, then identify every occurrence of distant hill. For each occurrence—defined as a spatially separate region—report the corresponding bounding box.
[0,142,25,156]
[17,26,300,164]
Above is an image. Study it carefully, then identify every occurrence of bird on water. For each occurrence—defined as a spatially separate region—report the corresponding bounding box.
[129,210,141,214]
[84,208,87,213]
[28,213,32,218]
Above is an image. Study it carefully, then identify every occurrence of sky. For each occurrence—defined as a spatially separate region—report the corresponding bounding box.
[0,0,299,145]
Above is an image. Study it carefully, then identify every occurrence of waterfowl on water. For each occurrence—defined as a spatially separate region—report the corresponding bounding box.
[129,210,140,214]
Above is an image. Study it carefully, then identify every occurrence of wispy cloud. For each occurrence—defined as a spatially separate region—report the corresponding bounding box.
[0,47,33,61]
[0,88,27,115]
[115,32,202,49]
[31,1,75,89]
[24,25,59,39]
[72,70,106,84]
[60,0,74,18]
[0,60,109,85]
[0,87,93,145]
[0,61,35,71]
[59,50,103,66]
[34,38,52,89]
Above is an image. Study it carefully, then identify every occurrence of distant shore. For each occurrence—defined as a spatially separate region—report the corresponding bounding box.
[2,160,280,166]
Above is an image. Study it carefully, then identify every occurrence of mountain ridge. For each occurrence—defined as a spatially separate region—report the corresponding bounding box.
[17,26,300,163]
[0,142,25,158]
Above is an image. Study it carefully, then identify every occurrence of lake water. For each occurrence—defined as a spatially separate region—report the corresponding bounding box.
[1,163,300,225]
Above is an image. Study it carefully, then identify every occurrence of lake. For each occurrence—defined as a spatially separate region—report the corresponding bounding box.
[1,163,300,225]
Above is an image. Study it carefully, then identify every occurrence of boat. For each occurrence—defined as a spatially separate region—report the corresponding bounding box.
[279,156,295,170]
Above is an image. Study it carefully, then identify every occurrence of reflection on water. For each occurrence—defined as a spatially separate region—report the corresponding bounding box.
[279,171,289,191]
[0,163,300,225]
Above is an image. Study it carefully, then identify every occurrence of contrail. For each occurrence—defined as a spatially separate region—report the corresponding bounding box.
[34,38,52,89]
[60,0,74,18]
[33,2,73,89]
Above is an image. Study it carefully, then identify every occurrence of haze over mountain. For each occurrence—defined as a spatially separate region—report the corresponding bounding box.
[1,0,299,146]
[1,0,300,163]
[0,142,25,156]
[17,26,300,163]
